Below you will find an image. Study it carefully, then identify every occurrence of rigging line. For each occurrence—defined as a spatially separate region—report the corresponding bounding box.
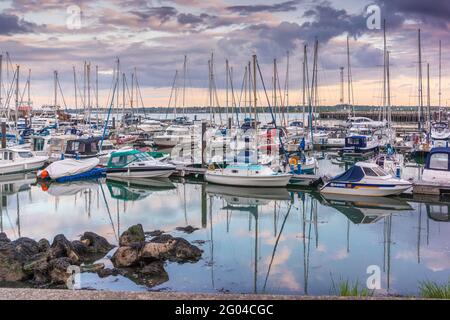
[263,202,292,292]
[99,182,118,242]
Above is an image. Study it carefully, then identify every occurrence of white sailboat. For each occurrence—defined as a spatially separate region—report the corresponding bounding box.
[0,148,48,175]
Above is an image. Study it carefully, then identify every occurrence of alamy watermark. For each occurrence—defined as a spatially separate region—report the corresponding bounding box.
[366,4,381,30]
[66,5,82,30]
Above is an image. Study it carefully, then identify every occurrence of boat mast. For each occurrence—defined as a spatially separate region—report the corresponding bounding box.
[418,29,424,131]
[73,66,78,115]
[0,54,2,111]
[273,58,277,125]
[439,40,442,122]
[346,35,353,117]
[284,51,289,126]
[253,54,257,130]
[15,65,19,129]
[303,45,307,129]
[382,19,387,122]
[87,63,91,124]
[427,63,431,137]
[387,51,391,129]
[54,70,58,125]
[226,59,229,122]
[182,55,187,116]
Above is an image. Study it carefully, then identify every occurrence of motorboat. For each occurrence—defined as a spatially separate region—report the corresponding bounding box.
[153,125,196,148]
[320,162,411,196]
[346,117,385,129]
[205,163,292,187]
[106,149,176,178]
[420,147,450,184]
[37,157,100,180]
[0,148,48,175]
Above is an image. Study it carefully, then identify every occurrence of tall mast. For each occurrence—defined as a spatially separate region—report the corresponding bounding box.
[226,59,229,121]
[122,72,126,120]
[83,61,86,114]
[248,61,252,116]
[273,58,277,125]
[418,29,423,131]
[0,54,2,110]
[302,46,306,128]
[27,69,31,109]
[182,55,187,116]
[340,67,344,105]
[73,66,78,113]
[15,65,19,128]
[95,65,99,109]
[439,40,442,121]
[54,70,58,110]
[285,51,289,126]
[87,63,91,123]
[382,19,387,121]
[427,63,431,134]
[387,51,391,130]
[346,35,353,117]
[130,71,134,109]
[253,54,257,129]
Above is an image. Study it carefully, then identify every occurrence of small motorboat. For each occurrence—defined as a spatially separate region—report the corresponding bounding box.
[205,163,292,187]
[420,147,450,184]
[106,149,176,178]
[0,148,48,175]
[37,157,100,180]
[341,134,379,156]
[320,162,411,196]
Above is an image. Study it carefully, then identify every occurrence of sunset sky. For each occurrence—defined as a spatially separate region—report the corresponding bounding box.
[0,0,449,109]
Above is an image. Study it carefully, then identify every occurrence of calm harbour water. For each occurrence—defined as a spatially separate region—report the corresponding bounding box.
[0,155,449,296]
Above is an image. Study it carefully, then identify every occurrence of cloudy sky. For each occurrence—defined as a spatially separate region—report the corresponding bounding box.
[0,0,449,109]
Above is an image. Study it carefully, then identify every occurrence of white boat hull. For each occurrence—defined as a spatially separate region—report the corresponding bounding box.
[0,157,48,175]
[205,171,292,187]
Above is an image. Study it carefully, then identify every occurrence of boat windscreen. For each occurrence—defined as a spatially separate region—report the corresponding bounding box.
[331,166,364,182]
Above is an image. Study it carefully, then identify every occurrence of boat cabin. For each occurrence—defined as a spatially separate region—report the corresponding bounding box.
[0,149,35,162]
[424,148,450,171]
[64,137,102,159]
[107,149,153,168]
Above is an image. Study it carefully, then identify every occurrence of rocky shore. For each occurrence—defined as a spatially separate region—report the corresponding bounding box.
[0,224,202,289]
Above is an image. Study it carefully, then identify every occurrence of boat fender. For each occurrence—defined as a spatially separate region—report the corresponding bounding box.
[39,170,49,179]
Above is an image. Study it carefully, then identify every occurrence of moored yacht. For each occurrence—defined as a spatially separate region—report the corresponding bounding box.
[205,163,292,187]
[320,162,411,196]
[420,147,450,184]
[106,149,176,178]
[0,148,48,175]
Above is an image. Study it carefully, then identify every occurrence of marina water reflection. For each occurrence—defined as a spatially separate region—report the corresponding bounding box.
[0,173,449,296]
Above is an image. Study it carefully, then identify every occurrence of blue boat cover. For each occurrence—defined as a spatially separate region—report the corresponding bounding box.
[55,168,106,183]
[330,166,364,183]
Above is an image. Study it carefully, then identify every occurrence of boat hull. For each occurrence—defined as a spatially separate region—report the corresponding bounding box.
[205,172,292,187]
[107,167,175,178]
[320,182,411,196]
[0,158,48,175]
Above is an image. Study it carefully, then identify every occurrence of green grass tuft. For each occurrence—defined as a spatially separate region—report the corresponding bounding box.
[419,281,450,299]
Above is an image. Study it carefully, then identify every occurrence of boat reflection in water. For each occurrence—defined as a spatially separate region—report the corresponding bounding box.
[318,193,412,224]
[106,178,176,202]
[426,203,450,222]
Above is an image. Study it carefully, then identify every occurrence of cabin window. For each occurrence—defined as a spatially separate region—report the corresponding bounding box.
[429,153,449,170]
[362,167,378,176]
[372,167,388,176]
[33,139,45,151]
[231,170,239,174]
[91,142,98,152]
[18,152,33,159]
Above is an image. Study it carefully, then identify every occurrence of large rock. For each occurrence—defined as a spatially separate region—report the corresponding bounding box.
[150,235,202,262]
[80,232,114,254]
[23,253,51,284]
[0,233,10,243]
[11,237,39,258]
[111,246,140,267]
[37,239,50,252]
[49,257,73,285]
[140,242,172,260]
[119,224,145,246]
[50,234,79,263]
[0,241,27,281]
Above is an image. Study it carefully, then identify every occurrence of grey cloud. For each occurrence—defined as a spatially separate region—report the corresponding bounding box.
[0,13,37,35]
[227,0,301,15]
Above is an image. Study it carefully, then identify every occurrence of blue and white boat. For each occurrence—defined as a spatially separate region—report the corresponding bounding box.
[320,162,411,196]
